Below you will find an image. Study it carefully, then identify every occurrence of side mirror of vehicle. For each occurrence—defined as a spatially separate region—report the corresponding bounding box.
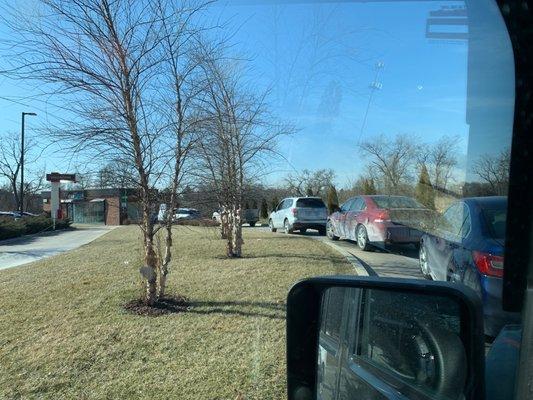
[286,276,485,400]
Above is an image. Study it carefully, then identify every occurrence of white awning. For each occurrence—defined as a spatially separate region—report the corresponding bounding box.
[90,198,106,202]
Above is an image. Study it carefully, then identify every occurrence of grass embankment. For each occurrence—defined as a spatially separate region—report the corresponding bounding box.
[0,226,352,399]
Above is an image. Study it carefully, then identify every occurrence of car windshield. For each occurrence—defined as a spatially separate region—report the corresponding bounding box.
[372,196,425,209]
[296,198,326,208]
[0,0,524,399]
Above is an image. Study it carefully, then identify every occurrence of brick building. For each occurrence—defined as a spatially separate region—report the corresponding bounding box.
[42,188,144,225]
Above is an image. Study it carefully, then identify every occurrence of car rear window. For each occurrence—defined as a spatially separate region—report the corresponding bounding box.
[482,208,507,239]
[296,198,326,208]
[372,196,424,209]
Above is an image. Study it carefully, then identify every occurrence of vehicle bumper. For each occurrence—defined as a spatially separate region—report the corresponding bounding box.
[481,275,522,337]
[368,223,423,244]
[291,220,326,230]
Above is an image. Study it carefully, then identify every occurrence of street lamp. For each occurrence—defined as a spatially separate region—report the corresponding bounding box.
[20,112,37,213]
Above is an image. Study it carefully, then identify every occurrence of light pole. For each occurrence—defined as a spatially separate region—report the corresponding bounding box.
[20,112,37,213]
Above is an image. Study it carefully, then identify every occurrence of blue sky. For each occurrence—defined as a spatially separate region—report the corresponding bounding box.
[0,0,514,188]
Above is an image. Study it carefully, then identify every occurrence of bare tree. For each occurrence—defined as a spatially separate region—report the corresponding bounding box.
[6,0,186,304]
[358,134,417,194]
[154,0,210,298]
[427,135,459,191]
[472,148,511,196]
[195,52,290,257]
[0,132,24,209]
[0,132,39,211]
[284,169,335,198]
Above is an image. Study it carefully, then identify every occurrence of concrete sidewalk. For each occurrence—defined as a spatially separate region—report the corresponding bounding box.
[0,225,116,270]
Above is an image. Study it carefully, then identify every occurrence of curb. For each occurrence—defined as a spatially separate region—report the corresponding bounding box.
[312,237,369,276]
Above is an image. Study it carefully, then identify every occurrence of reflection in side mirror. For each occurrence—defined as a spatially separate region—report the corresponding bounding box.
[319,287,465,400]
[286,277,485,400]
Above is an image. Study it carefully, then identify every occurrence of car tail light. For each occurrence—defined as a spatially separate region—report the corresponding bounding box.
[291,208,298,216]
[472,251,504,278]
[374,211,390,223]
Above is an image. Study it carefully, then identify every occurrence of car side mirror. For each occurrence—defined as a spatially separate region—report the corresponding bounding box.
[286,276,485,400]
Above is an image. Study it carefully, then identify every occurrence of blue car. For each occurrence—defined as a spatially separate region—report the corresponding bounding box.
[419,197,520,337]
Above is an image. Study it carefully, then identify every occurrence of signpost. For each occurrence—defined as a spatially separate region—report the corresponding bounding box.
[45,172,77,229]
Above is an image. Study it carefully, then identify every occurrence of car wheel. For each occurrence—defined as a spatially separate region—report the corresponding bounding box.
[249,222,256,227]
[326,220,339,241]
[300,228,307,234]
[269,219,277,232]
[356,225,370,251]
[284,219,294,234]
[419,243,432,279]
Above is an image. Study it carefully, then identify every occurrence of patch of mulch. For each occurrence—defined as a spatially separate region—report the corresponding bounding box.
[124,294,190,316]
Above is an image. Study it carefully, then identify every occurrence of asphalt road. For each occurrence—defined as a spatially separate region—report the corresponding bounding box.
[251,226,424,280]
[0,225,116,270]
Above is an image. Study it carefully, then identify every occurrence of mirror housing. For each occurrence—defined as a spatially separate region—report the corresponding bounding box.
[286,276,485,400]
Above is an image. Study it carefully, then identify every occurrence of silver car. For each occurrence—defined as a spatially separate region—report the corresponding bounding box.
[268,197,328,234]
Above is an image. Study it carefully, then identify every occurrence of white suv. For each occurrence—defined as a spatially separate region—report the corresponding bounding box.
[268,197,328,235]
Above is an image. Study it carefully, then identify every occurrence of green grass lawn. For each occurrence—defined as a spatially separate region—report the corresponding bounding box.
[0,226,352,399]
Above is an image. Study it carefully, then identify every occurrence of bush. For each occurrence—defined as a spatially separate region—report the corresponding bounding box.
[0,216,71,241]
[176,218,219,227]
[24,216,52,234]
[55,218,72,230]
[0,220,26,241]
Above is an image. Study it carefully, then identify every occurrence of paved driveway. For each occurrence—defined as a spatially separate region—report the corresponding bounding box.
[251,225,423,279]
[0,225,116,270]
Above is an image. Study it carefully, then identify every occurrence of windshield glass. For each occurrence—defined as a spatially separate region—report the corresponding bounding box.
[296,198,326,208]
[0,0,520,399]
[372,196,425,209]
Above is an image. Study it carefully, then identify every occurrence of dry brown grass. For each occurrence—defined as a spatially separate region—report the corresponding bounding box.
[0,226,352,399]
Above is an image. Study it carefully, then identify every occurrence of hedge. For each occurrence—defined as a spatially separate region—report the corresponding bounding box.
[0,216,72,241]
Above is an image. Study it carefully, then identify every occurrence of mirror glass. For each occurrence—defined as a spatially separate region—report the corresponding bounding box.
[318,287,466,400]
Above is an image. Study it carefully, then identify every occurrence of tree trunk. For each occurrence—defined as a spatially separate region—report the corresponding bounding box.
[159,221,172,299]
[226,205,242,257]
[231,205,243,257]
[220,207,229,239]
[142,203,158,305]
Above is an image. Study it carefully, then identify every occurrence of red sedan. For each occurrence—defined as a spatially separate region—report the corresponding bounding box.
[326,195,434,251]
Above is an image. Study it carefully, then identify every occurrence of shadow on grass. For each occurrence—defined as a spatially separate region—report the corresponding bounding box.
[213,253,342,262]
[125,296,286,320]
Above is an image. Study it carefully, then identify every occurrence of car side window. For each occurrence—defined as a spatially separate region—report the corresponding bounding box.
[284,199,293,209]
[323,288,345,339]
[276,201,285,211]
[341,199,354,212]
[350,198,365,211]
[441,203,463,237]
[460,204,471,238]
[353,290,464,399]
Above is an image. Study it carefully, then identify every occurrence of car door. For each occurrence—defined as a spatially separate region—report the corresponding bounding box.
[344,198,365,241]
[318,287,354,400]
[427,202,464,281]
[337,198,355,237]
[273,199,290,228]
[452,203,473,283]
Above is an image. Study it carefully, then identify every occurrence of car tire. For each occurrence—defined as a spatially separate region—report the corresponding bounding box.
[300,228,307,234]
[269,219,277,233]
[356,224,370,251]
[284,219,294,234]
[326,220,339,241]
[419,242,432,280]
[249,222,256,227]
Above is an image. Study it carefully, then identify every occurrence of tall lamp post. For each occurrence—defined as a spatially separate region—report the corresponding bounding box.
[20,112,37,213]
